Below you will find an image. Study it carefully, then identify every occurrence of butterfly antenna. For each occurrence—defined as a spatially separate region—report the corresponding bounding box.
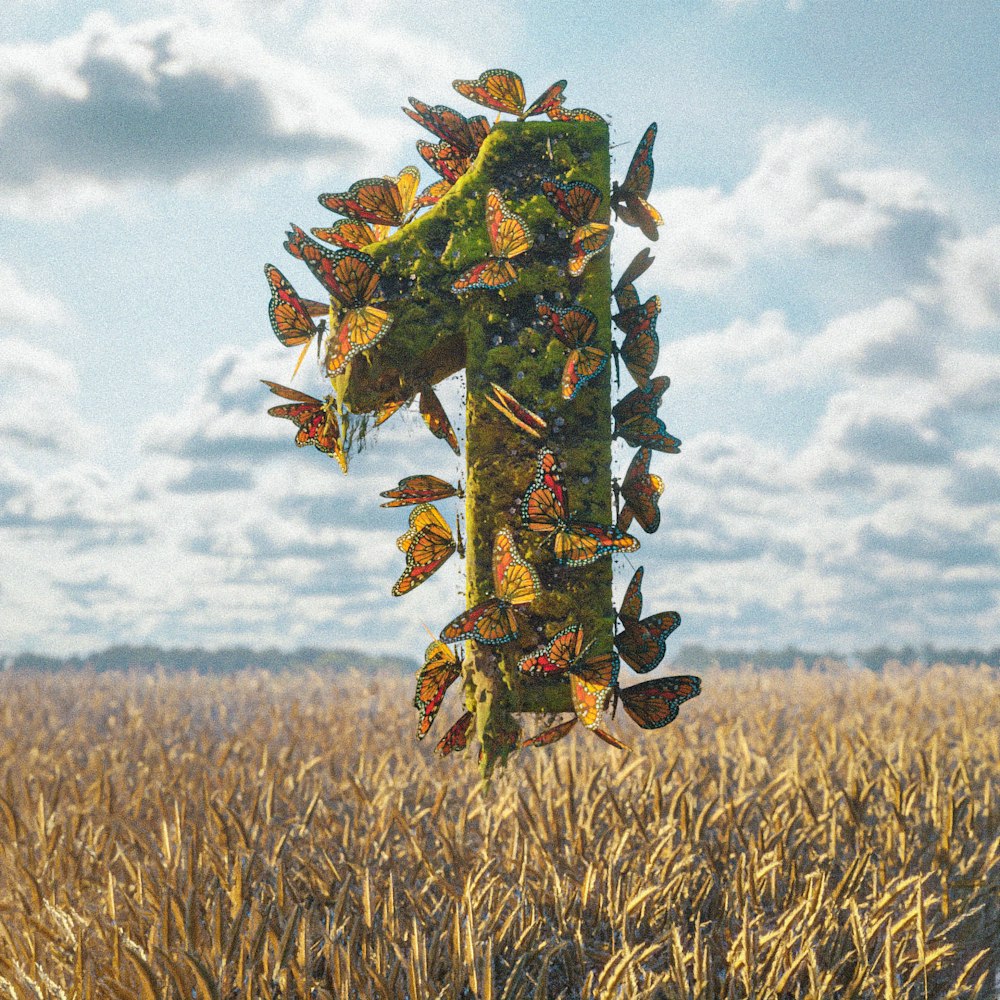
[455,512,466,559]
[421,622,438,642]
[611,340,621,388]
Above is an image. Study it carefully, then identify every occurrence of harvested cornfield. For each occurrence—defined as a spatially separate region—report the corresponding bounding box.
[0,664,997,998]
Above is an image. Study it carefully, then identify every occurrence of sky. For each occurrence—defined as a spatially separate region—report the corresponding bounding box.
[1,0,999,658]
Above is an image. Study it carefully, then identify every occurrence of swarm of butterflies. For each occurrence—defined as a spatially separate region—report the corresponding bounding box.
[260,68,699,759]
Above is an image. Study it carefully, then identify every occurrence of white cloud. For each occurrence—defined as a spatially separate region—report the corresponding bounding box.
[929,226,1000,330]
[0,264,70,328]
[0,11,385,212]
[646,118,948,292]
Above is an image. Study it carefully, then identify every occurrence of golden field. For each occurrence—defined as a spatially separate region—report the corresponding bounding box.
[0,664,997,999]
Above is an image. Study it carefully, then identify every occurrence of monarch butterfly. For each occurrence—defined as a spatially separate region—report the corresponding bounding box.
[614,248,655,294]
[283,229,393,377]
[617,448,664,534]
[419,386,461,455]
[617,675,701,729]
[540,179,612,278]
[612,377,680,453]
[310,219,389,250]
[318,167,421,227]
[439,529,539,645]
[380,475,462,508]
[518,627,629,749]
[264,264,327,378]
[453,68,566,120]
[435,710,475,755]
[392,503,457,597]
[547,105,606,123]
[451,189,533,293]
[403,98,491,157]
[615,567,681,674]
[612,123,662,241]
[417,139,471,183]
[569,223,613,277]
[521,449,639,567]
[413,178,453,209]
[613,285,660,390]
[536,302,608,401]
[541,178,602,230]
[261,380,347,473]
[517,624,588,675]
[486,384,547,439]
[414,640,463,739]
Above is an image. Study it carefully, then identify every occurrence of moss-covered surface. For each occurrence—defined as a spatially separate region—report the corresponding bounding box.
[345,121,614,778]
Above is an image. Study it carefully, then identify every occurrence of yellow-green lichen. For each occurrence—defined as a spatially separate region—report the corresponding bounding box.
[342,120,616,776]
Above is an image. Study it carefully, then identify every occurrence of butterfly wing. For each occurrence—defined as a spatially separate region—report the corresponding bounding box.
[517,625,585,675]
[263,382,346,471]
[450,257,518,293]
[619,320,659,390]
[522,717,577,748]
[417,139,470,183]
[614,413,681,454]
[265,265,321,347]
[619,448,663,533]
[439,597,518,646]
[618,567,644,622]
[547,106,606,123]
[553,522,640,567]
[453,68,526,116]
[520,448,567,536]
[392,504,457,597]
[541,178,601,227]
[404,99,491,156]
[523,80,566,119]
[614,123,661,240]
[614,249,655,295]
[493,528,539,607]
[435,711,475,755]
[318,168,421,227]
[414,178,453,209]
[619,675,701,729]
[568,222,613,277]
[615,612,681,673]
[311,219,388,250]
[621,122,657,202]
[486,384,547,439]
[487,188,533,260]
[562,345,608,400]
[570,650,619,728]
[419,386,461,455]
[380,475,459,507]
[414,641,463,739]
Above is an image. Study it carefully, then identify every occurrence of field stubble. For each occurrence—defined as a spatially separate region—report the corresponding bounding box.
[0,663,997,999]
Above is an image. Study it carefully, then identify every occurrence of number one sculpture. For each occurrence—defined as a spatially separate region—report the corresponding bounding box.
[262,70,701,780]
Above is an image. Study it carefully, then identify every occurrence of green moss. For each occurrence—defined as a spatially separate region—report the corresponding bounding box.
[343,120,616,775]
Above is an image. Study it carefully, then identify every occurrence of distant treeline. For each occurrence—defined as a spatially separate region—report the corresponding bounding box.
[1,645,418,675]
[673,643,1000,671]
[4,642,998,675]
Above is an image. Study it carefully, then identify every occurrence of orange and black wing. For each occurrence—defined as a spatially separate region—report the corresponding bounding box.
[619,675,701,729]
[392,504,457,597]
[415,640,462,739]
[380,474,459,508]
[435,711,475,756]
[615,611,681,674]
[265,264,322,347]
[419,386,460,455]
[486,384,547,439]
